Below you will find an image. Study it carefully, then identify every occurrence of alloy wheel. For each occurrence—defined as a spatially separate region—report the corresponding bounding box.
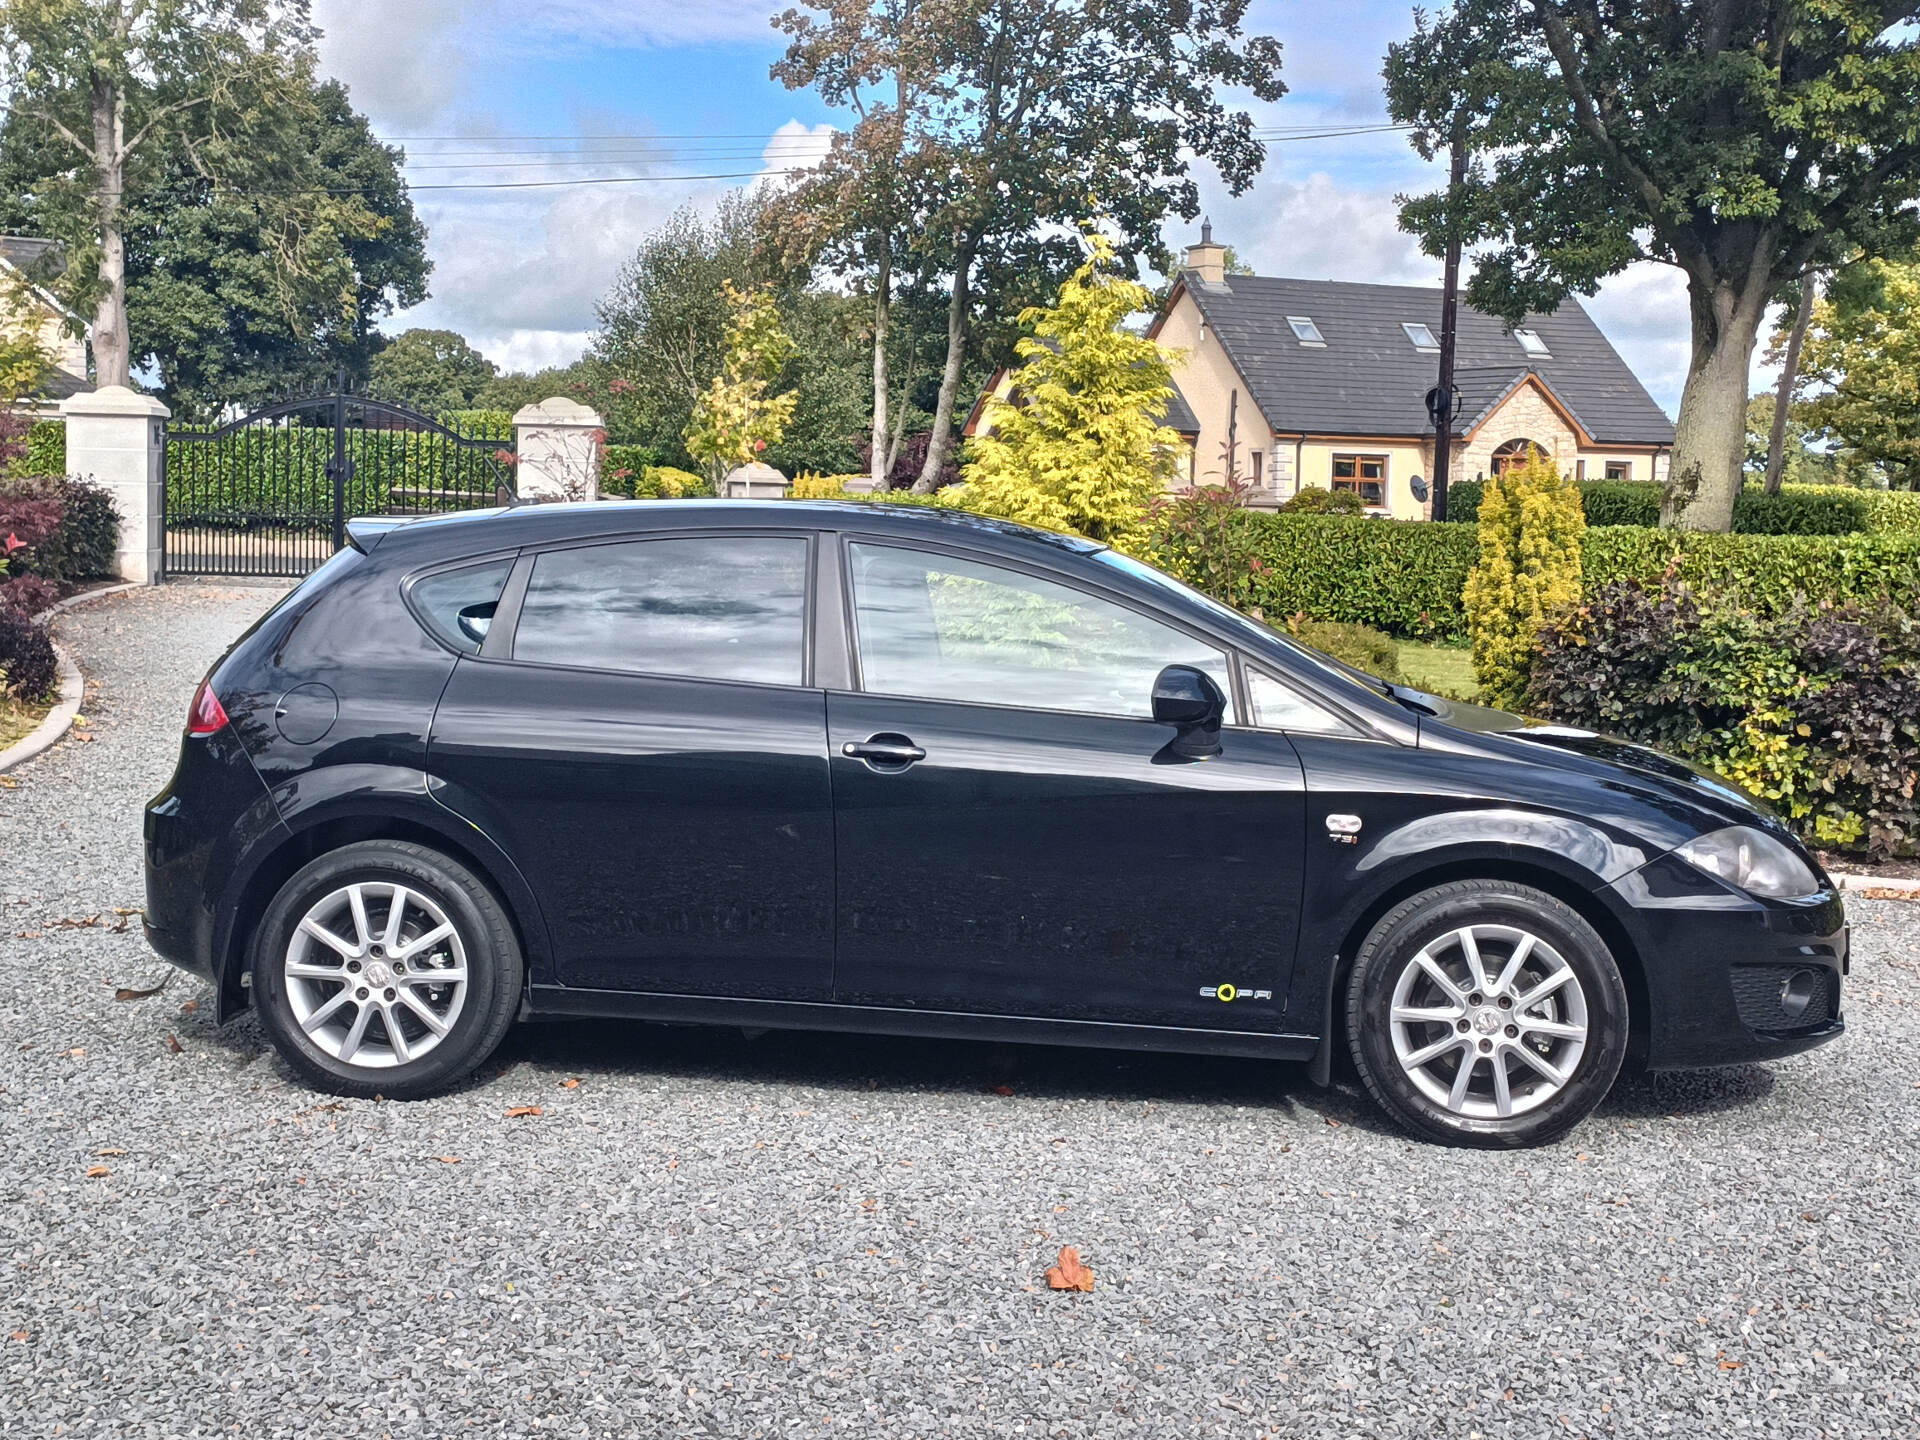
[282,882,469,1069]
[1387,923,1589,1120]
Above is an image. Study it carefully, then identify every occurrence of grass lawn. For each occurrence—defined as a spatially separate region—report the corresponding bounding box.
[1,692,54,753]
[1398,641,1478,702]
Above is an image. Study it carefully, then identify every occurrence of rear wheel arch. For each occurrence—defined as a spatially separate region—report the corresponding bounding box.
[217,811,544,1018]
[1309,856,1649,1085]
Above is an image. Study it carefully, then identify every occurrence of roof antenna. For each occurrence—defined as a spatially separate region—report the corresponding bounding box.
[1201,216,1213,244]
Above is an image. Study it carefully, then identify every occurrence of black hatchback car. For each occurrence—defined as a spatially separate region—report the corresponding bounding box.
[144,501,1846,1146]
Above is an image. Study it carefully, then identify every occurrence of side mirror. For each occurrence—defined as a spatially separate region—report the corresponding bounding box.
[1151,664,1226,759]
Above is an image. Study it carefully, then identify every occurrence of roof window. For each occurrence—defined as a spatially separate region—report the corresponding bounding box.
[1513,327,1552,359]
[1287,315,1325,346]
[1402,322,1439,352]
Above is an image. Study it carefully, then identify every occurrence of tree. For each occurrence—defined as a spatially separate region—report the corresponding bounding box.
[961,238,1182,551]
[1386,2,1920,531]
[1463,447,1584,710]
[1743,393,1836,488]
[1795,258,1920,491]
[368,329,498,416]
[774,0,1284,493]
[591,192,761,458]
[684,282,799,485]
[0,0,323,389]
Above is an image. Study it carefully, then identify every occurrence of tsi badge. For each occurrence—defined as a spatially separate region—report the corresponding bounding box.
[1325,813,1363,845]
[1199,982,1273,1003]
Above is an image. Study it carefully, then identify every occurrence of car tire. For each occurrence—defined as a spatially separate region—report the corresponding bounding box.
[1345,880,1628,1148]
[251,840,523,1100]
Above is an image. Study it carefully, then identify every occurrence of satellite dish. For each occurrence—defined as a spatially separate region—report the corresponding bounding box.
[1410,473,1430,503]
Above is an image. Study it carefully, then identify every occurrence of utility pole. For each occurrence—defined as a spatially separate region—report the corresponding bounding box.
[1428,129,1467,522]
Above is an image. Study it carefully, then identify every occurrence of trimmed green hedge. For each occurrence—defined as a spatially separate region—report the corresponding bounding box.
[1448,476,1920,536]
[1148,511,1920,639]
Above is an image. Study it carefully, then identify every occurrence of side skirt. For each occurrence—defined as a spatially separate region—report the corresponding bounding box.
[527,986,1319,1062]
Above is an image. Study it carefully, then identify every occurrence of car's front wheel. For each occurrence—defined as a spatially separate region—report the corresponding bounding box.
[1346,880,1628,1148]
[251,840,523,1099]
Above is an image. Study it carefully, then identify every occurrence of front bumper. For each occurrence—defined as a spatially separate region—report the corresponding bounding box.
[1605,852,1847,1069]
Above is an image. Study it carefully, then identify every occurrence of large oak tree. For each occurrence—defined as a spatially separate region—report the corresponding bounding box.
[1386,1,1920,530]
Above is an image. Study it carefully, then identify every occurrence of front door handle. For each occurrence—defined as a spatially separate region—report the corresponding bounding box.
[842,733,926,770]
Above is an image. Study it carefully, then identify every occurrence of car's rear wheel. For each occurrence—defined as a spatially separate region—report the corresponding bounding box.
[1346,880,1628,1148]
[252,840,522,1099]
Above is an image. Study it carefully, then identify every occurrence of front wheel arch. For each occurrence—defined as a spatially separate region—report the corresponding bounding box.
[1309,856,1650,1086]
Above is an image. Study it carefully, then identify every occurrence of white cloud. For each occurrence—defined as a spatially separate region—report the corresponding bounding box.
[313,0,474,130]
[1193,173,1441,287]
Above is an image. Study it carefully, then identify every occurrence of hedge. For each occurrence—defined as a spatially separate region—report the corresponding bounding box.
[12,420,65,479]
[1148,511,1920,640]
[1448,476,1920,536]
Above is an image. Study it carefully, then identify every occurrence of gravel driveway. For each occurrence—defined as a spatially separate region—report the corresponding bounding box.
[4,582,1918,1439]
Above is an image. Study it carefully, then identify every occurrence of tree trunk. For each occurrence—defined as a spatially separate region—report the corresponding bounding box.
[1764,277,1816,495]
[1665,276,1768,531]
[869,242,891,489]
[911,243,974,494]
[89,72,131,388]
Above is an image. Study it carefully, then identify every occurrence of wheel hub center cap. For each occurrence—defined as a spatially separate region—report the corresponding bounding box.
[364,960,394,988]
[1472,1008,1502,1035]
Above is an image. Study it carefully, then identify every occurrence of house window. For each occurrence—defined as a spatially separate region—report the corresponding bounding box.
[1513,328,1552,359]
[1331,454,1386,506]
[1402,322,1440,352]
[1575,459,1587,481]
[1287,315,1325,345]
[1251,450,1264,485]
[1491,439,1540,474]
[1604,460,1632,481]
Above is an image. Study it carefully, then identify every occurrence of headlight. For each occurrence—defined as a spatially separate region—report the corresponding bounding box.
[1673,825,1820,899]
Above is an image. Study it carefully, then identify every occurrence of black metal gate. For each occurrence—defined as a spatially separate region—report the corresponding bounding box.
[162,383,515,578]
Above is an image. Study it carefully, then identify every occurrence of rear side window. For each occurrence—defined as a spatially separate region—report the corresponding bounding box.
[512,536,809,685]
[409,559,514,654]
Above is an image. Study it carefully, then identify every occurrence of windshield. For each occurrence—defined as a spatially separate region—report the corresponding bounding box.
[1091,550,1394,699]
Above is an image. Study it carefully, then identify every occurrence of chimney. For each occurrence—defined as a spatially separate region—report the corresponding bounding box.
[1183,217,1227,286]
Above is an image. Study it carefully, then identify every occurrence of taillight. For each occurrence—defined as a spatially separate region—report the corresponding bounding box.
[186,679,229,737]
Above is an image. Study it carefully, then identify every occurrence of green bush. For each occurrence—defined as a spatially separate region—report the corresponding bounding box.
[8,420,66,479]
[633,465,712,499]
[1780,483,1920,535]
[1529,583,1920,856]
[1584,526,1920,617]
[1278,486,1366,515]
[1448,477,1884,535]
[1733,486,1867,535]
[1284,619,1404,682]
[1581,480,1664,528]
[601,444,663,497]
[440,410,513,442]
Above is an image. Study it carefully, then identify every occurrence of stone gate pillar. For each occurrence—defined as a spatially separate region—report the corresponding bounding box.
[59,385,170,584]
[512,397,604,502]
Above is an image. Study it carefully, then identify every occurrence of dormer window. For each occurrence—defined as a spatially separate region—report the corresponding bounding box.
[1514,327,1552,359]
[1402,322,1440,352]
[1287,315,1325,346]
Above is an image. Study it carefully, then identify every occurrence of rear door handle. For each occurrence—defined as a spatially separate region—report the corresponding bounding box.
[842,733,926,770]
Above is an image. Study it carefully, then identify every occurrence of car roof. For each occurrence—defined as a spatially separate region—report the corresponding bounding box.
[353,499,1110,562]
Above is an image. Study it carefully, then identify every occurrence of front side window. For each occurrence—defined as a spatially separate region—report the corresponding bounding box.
[1332,454,1386,506]
[1604,460,1632,481]
[513,536,808,685]
[848,543,1235,721]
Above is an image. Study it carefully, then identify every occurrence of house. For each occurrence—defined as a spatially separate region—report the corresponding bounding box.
[1,236,91,408]
[1148,226,1675,518]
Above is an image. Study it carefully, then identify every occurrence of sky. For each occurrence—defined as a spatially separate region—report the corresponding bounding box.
[311,0,1735,417]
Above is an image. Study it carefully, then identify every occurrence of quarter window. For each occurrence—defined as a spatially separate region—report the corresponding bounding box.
[513,536,809,685]
[1247,669,1357,736]
[848,543,1235,721]
[410,559,513,654]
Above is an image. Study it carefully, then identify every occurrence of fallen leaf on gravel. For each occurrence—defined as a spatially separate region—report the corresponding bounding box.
[114,979,169,1001]
[1719,1360,1743,1370]
[112,907,141,917]
[988,1084,1014,1096]
[164,1034,183,1054]
[179,1000,198,1015]
[433,1155,461,1164]
[63,1047,85,1058]
[1325,1117,1343,1128]
[85,1165,109,1179]
[70,732,93,743]
[861,1197,877,1212]
[1046,1246,1095,1292]
[504,1105,542,1119]
[9,1330,26,1342]
[14,931,41,940]
[560,1077,580,1089]
[53,914,101,928]
[1858,886,1916,900]
[95,1148,126,1157]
